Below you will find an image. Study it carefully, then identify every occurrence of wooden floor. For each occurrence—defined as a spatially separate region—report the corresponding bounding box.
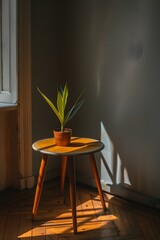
[0,179,160,240]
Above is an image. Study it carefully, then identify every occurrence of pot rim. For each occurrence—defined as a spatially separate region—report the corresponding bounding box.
[54,128,72,133]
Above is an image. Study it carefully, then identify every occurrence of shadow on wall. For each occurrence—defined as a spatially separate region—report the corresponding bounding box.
[84,0,160,208]
[100,121,160,208]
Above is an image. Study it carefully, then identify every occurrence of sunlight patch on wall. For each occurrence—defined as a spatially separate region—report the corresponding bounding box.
[100,121,114,185]
[100,121,131,188]
[116,153,131,186]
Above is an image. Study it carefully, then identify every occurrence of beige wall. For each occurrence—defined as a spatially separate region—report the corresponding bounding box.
[31,0,62,179]
[31,0,160,207]
[1,0,159,207]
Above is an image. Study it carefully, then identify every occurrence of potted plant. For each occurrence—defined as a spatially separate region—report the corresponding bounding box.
[37,82,84,146]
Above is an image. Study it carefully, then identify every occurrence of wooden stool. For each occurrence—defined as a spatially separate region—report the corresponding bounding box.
[32,137,106,233]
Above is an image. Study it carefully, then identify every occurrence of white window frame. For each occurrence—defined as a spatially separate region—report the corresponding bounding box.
[0,0,17,104]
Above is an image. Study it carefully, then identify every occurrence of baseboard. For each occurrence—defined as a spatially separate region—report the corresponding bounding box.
[19,175,35,189]
[76,173,160,209]
[101,182,160,209]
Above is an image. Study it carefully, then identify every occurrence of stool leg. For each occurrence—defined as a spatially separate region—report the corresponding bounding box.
[68,156,77,234]
[60,156,67,194]
[89,153,106,211]
[32,154,48,219]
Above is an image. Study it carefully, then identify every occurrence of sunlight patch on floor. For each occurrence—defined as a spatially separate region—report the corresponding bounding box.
[18,215,117,238]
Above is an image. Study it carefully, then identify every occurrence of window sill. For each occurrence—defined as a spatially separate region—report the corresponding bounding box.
[0,103,17,111]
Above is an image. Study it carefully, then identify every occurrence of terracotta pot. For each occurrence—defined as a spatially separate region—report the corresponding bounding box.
[53,128,72,146]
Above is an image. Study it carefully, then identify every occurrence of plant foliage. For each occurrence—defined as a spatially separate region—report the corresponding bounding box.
[37,83,84,132]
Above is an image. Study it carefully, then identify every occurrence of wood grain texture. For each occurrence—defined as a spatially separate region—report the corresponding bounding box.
[32,137,106,233]
[0,179,160,239]
[32,137,104,156]
[0,110,18,190]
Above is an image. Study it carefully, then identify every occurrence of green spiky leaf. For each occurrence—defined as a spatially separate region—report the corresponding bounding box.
[37,83,84,132]
[37,87,62,124]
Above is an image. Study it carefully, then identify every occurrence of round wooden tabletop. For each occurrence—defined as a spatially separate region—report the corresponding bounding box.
[32,137,104,156]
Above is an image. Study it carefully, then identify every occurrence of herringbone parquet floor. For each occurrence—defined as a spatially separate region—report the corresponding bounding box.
[0,179,160,239]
